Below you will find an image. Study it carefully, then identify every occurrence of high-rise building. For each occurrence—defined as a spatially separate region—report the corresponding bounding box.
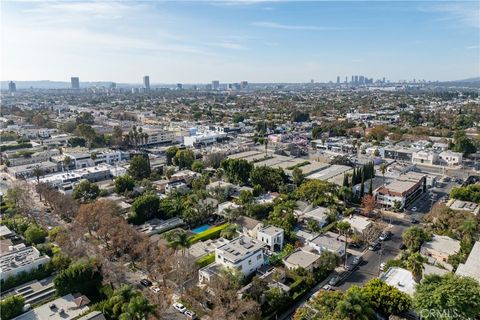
[177,83,183,90]
[336,76,340,84]
[344,76,348,83]
[71,77,80,89]
[354,75,359,84]
[212,80,220,90]
[143,76,150,91]
[382,77,386,83]
[351,76,354,83]
[359,76,365,85]
[110,82,116,89]
[8,81,16,93]
[240,81,248,89]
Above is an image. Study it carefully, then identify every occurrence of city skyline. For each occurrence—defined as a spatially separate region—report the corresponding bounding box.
[1,1,479,83]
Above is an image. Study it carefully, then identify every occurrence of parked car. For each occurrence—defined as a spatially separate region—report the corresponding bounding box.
[322,284,334,291]
[368,241,381,251]
[140,279,152,287]
[184,310,197,319]
[410,218,419,224]
[399,243,406,250]
[348,242,361,249]
[150,286,161,294]
[173,303,186,313]
[347,256,363,271]
[328,275,341,286]
[379,231,392,241]
[411,207,417,212]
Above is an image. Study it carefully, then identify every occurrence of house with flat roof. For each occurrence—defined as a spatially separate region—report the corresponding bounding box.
[447,199,479,216]
[0,247,50,281]
[341,215,372,235]
[199,235,266,283]
[456,241,480,281]
[301,206,329,227]
[257,226,284,252]
[420,234,460,270]
[438,150,463,166]
[283,249,321,272]
[307,232,345,256]
[189,238,229,259]
[380,267,416,296]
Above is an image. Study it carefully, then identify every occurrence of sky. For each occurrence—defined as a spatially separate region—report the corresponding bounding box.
[1,0,479,83]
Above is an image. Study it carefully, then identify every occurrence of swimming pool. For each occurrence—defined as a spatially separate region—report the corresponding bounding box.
[192,224,212,234]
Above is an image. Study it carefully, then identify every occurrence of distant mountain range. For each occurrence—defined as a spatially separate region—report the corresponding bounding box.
[453,77,480,83]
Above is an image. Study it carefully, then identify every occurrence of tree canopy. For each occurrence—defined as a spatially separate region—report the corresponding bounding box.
[413,274,480,320]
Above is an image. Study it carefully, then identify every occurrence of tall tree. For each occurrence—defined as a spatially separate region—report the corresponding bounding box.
[336,221,352,268]
[128,155,151,180]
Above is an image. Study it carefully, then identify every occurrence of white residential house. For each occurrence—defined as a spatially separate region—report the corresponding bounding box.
[283,249,321,272]
[341,215,372,235]
[0,246,51,281]
[380,267,416,296]
[307,232,345,256]
[438,151,463,166]
[412,150,438,166]
[199,235,266,283]
[257,226,284,252]
[301,207,329,228]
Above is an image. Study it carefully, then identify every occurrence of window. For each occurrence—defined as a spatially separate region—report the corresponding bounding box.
[248,260,251,265]
[257,254,261,260]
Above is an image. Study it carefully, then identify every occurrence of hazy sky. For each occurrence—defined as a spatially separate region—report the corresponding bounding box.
[1,1,479,83]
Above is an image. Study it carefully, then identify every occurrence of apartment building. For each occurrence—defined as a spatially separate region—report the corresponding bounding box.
[374,172,426,209]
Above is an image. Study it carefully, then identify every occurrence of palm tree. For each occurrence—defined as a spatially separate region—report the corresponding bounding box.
[110,285,137,317]
[406,252,425,282]
[337,221,352,268]
[336,286,375,320]
[120,295,156,320]
[165,229,191,257]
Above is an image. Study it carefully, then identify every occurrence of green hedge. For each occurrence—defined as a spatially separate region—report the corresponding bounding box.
[0,143,33,152]
[286,161,310,170]
[1,266,53,291]
[189,224,229,244]
[196,252,215,268]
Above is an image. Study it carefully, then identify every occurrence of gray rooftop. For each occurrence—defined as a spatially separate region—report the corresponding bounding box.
[217,235,265,263]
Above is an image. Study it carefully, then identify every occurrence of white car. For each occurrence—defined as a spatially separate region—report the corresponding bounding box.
[322,284,333,291]
[411,207,417,212]
[150,286,160,294]
[380,262,386,271]
[184,310,197,319]
[173,303,186,313]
